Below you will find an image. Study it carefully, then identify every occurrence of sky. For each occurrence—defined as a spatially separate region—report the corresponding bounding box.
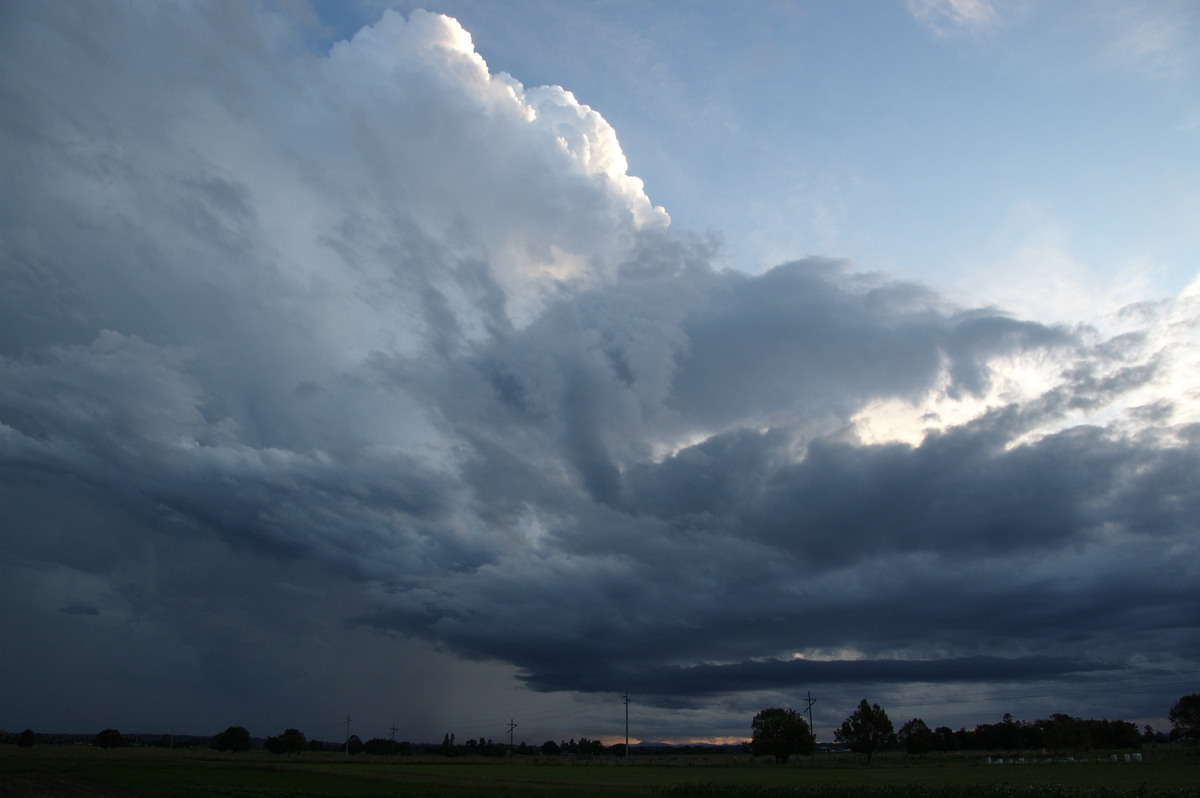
[1,0,1198,746]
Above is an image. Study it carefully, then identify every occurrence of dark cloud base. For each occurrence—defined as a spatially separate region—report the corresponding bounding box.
[522,655,1120,696]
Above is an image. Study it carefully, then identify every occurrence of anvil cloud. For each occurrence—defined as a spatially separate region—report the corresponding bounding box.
[1,2,1197,743]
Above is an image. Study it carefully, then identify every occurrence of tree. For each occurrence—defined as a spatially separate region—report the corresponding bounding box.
[211,726,252,752]
[898,718,934,755]
[1169,694,1200,741]
[364,737,395,755]
[94,729,125,749]
[835,700,894,764]
[1040,713,1088,750]
[347,734,364,755]
[577,737,605,756]
[933,726,957,751]
[17,729,37,748]
[264,728,307,754]
[751,707,815,764]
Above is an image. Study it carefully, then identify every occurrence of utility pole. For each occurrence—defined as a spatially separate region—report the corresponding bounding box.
[623,692,631,760]
[344,712,352,755]
[804,692,817,760]
[507,719,518,754]
[389,725,399,744]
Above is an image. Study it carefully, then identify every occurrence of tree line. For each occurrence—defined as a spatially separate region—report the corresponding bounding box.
[750,694,1200,764]
[896,713,1142,754]
[6,694,1196,756]
[214,726,617,757]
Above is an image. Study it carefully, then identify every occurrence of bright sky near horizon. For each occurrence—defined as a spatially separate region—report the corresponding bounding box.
[2,0,1198,746]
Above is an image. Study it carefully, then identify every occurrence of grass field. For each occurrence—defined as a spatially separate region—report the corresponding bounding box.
[2,746,1198,797]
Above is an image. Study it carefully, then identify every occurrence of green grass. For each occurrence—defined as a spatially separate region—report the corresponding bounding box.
[2,746,1197,798]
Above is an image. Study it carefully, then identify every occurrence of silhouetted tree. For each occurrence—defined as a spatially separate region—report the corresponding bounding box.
[540,740,560,755]
[1040,713,1089,750]
[94,729,124,748]
[576,737,606,756]
[835,700,894,764]
[955,714,1139,752]
[996,713,1022,749]
[1170,694,1200,741]
[933,726,957,751]
[751,707,814,764]
[1142,724,1169,744]
[211,726,252,752]
[898,718,934,755]
[364,737,395,755]
[17,730,36,748]
[264,728,307,754]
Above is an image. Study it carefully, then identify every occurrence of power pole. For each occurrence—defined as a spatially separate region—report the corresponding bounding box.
[389,724,399,743]
[804,692,817,760]
[623,692,631,760]
[507,719,518,754]
[344,712,352,755]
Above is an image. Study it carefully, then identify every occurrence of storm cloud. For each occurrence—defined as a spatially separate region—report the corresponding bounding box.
[2,1,1196,742]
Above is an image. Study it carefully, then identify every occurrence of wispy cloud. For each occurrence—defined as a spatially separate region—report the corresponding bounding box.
[905,0,1002,37]
[1097,0,1199,79]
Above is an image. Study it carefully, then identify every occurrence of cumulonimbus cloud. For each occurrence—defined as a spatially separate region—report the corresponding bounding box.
[2,1,1196,734]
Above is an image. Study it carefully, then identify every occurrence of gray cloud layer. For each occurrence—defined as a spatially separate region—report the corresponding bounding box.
[2,1,1196,740]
